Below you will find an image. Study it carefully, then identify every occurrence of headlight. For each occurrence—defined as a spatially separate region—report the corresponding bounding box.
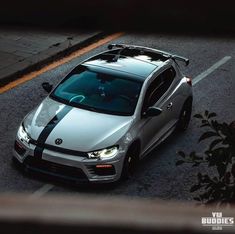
[88,146,119,159]
[18,125,30,143]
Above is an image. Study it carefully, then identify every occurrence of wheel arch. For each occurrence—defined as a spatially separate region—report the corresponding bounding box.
[181,95,193,110]
[126,139,141,160]
[186,95,193,103]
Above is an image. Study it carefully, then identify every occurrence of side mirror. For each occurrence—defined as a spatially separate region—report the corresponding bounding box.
[144,107,162,118]
[42,82,53,93]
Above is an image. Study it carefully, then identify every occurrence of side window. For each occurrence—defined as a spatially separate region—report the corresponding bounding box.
[161,66,176,91]
[142,66,176,113]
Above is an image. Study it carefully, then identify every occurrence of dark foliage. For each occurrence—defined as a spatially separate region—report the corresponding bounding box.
[176,111,235,204]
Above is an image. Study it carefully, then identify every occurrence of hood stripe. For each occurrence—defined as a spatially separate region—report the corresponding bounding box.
[34,105,72,159]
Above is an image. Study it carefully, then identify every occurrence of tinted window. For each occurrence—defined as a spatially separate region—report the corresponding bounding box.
[142,67,176,112]
[50,66,142,116]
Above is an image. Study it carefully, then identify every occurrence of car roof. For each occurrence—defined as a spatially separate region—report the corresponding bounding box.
[83,48,169,80]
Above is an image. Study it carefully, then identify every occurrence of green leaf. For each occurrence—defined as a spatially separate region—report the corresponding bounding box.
[177,151,186,158]
[205,183,212,189]
[198,131,218,142]
[225,172,231,184]
[193,197,201,201]
[197,173,202,181]
[209,139,223,150]
[200,191,211,200]
[190,184,202,192]
[176,160,185,166]
[208,158,216,167]
[200,123,210,128]
[217,164,227,178]
[231,163,235,178]
[208,112,217,119]
[212,177,218,182]
[194,114,203,119]
[211,120,219,130]
[191,152,203,161]
[189,151,196,160]
[201,175,211,183]
[222,138,229,145]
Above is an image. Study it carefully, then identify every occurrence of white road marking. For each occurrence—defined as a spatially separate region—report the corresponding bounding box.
[31,56,232,198]
[192,56,231,86]
[30,184,54,198]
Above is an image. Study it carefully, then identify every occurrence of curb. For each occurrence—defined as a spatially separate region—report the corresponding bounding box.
[0,32,105,87]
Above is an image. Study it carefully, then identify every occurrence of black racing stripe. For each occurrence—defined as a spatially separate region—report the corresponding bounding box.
[34,105,72,159]
[43,144,88,157]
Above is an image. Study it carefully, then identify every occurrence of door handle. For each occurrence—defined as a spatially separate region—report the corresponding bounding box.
[167,102,173,110]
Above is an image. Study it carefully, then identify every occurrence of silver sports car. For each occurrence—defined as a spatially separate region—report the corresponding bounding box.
[13,44,193,183]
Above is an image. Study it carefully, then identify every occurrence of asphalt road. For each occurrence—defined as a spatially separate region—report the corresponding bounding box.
[1,33,235,201]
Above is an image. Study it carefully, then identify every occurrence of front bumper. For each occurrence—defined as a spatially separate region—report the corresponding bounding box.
[13,139,125,183]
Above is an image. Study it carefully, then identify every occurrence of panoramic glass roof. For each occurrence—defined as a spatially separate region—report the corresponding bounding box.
[84,50,165,78]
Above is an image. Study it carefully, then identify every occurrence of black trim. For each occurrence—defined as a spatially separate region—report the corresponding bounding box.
[50,94,136,117]
[89,165,116,176]
[24,157,88,183]
[32,142,88,157]
[34,106,72,159]
[108,44,190,66]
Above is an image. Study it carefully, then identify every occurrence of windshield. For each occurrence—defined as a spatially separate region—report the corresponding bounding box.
[50,66,142,116]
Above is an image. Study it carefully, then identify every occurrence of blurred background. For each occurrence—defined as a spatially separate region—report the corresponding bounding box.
[1,0,234,33]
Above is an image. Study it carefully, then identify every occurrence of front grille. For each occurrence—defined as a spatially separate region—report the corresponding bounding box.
[24,157,88,181]
[14,141,26,156]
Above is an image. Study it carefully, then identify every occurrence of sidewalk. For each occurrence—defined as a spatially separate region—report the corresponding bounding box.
[0,27,102,86]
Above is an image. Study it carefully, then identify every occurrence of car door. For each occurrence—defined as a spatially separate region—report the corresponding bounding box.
[140,66,177,156]
[153,65,181,134]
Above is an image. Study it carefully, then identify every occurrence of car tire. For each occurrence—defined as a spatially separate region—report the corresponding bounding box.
[176,97,192,132]
[121,146,139,180]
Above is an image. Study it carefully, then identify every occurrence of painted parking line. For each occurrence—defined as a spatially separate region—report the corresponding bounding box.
[30,184,54,198]
[31,56,232,198]
[192,56,232,86]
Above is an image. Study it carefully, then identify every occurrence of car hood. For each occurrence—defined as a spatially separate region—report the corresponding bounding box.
[24,97,133,152]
